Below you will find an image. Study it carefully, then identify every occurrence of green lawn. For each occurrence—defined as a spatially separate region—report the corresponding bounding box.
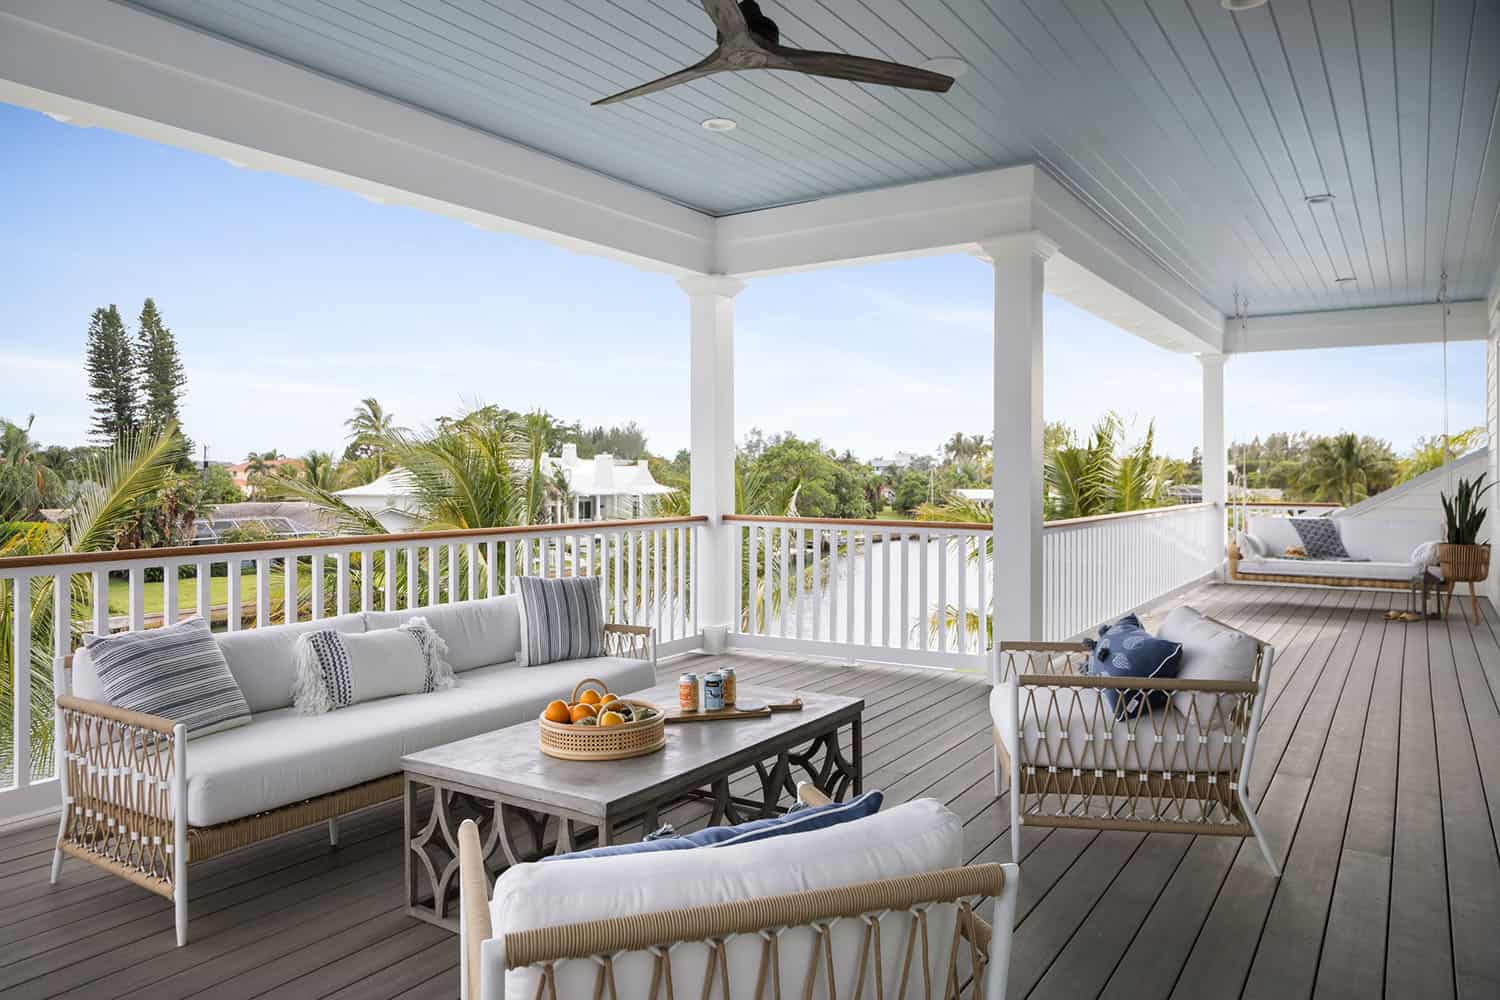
[107,569,287,616]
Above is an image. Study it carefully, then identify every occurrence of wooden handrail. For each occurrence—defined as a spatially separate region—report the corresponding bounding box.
[721,514,991,531]
[0,516,708,571]
[1042,501,1216,529]
[723,503,1216,534]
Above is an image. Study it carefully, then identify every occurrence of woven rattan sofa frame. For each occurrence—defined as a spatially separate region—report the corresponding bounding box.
[991,619,1280,878]
[49,622,655,947]
[458,784,1021,1000]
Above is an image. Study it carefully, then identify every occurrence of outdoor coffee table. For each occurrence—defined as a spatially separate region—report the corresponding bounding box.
[400,682,863,929]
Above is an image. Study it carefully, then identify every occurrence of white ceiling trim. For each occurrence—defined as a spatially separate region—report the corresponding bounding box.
[1223,301,1488,354]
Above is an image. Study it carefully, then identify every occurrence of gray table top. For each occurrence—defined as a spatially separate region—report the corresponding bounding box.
[400,683,863,820]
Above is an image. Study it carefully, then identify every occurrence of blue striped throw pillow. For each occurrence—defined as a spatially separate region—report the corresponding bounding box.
[84,617,251,739]
[515,576,604,666]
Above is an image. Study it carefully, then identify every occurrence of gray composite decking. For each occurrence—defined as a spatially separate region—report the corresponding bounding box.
[2,581,1498,999]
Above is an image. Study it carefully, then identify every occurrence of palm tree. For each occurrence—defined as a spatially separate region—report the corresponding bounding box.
[1299,432,1393,506]
[294,450,342,491]
[0,416,61,522]
[344,398,405,476]
[1,425,181,780]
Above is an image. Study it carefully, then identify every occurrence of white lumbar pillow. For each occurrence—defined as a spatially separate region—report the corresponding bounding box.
[293,617,454,713]
[1235,531,1266,558]
[1156,606,1261,729]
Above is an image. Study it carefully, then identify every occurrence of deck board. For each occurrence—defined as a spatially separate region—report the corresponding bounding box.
[2,582,1496,999]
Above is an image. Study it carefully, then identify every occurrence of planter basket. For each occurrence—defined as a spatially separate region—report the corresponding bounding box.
[1438,543,1490,582]
[1438,543,1491,625]
[538,678,665,761]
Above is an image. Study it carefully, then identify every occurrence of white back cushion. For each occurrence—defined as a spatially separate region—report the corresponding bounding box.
[365,596,520,672]
[1156,606,1261,728]
[216,612,366,713]
[1333,518,1442,561]
[1246,516,1441,563]
[487,799,963,1000]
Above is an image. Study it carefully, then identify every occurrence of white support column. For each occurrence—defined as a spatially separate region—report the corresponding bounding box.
[1200,353,1228,576]
[680,275,745,639]
[980,233,1055,641]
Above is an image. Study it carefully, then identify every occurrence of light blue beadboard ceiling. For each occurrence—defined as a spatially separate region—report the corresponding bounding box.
[129,0,1500,316]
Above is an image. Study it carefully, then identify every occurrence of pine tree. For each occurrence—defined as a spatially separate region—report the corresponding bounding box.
[84,305,138,443]
[135,298,187,432]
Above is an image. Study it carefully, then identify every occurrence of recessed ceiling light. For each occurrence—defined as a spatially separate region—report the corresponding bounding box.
[1335,276,1357,284]
[1305,193,1335,205]
[921,58,968,80]
[221,157,248,169]
[43,112,72,124]
[701,117,737,132]
[1222,0,1268,10]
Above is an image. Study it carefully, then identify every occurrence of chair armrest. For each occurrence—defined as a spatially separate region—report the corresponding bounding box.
[458,819,492,1000]
[795,781,832,807]
[57,693,177,735]
[995,642,1090,683]
[603,623,655,668]
[55,695,183,885]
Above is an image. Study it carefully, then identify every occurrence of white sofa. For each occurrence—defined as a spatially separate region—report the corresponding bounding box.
[55,595,656,945]
[459,786,1019,1000]
[1230,515,1442,587]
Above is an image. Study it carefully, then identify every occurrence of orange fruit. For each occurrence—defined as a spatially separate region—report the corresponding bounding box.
[543,700,572,724]
[599,711,625,727]
[569,703,597,723]
[578,689,603,706]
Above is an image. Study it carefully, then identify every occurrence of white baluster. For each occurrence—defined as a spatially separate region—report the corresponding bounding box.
[284,555,299,624]
[224,563,240,633]
[310,554,325,621]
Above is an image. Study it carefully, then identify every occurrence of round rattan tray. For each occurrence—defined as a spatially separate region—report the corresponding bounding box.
[538,678,665,761]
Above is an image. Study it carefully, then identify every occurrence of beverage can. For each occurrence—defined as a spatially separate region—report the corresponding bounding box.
[678,673,699,712]
[720,666,736,705]
[703,672,725,711]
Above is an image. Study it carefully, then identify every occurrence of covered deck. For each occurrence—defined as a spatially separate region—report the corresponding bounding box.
[3,580,1496,999]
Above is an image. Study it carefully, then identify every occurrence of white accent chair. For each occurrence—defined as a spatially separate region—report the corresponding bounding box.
[459,784,1019,1000]
[990,608,1280,876]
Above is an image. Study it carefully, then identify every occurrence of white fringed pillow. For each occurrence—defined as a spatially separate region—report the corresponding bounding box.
[293,617,455,714]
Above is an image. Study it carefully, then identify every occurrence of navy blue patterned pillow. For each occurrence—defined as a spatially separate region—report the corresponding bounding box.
[1290,518,1350,560]
[1090,615,1182,718]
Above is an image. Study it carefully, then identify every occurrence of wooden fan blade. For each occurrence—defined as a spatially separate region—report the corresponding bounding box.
[701,0,750,40]
[769,46,954,93]
[592,51,729,106]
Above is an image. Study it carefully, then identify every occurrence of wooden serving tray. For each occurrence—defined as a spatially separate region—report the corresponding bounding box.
[662,699,803,724]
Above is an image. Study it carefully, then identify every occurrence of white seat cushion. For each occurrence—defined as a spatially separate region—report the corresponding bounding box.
[184,655,655,826]
[487,799,963,1000]
[1236,556,1420,581]
[365,596,520,673]
[990,685,1243,775]
[1244,516,1441,565]
[215,613,367,714]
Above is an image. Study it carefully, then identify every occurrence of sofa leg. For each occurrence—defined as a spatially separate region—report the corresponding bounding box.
[174,883,188,946]
[50,812,68,884]
[328,817,340,848]
[1241,792,1280,878]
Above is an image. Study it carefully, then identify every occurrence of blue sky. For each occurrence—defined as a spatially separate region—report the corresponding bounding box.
[0,103,1484,465]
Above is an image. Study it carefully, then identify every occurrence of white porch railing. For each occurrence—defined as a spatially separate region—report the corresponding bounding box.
[1042,502,1223,641]
[725,503,1223,669]
[724,516,993,671]
[0,516,704,821]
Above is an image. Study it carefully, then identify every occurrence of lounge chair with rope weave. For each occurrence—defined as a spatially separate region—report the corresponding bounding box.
[990,611,1280,877]
[458,783,1019,999]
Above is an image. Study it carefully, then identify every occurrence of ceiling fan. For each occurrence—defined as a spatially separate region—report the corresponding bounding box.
[592,0,956,106]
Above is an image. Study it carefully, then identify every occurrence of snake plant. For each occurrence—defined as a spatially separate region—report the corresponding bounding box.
[1440,473,1492,546]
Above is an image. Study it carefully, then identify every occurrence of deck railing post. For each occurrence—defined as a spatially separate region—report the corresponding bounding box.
[979,233,1054,641]
[681,274,745,648]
